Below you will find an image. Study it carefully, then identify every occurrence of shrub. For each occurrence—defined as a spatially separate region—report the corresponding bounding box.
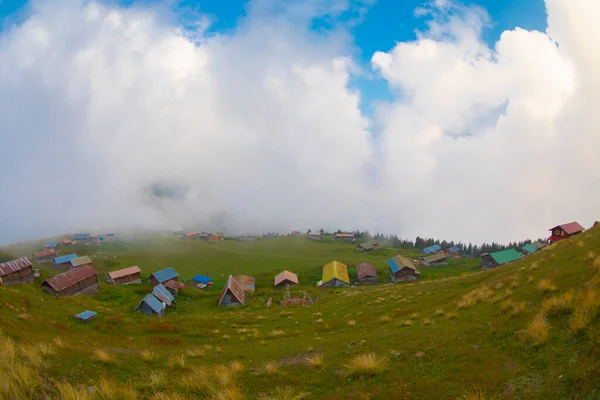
[537,278,557,293]
[345,353,388,377]
[521,314,549,346]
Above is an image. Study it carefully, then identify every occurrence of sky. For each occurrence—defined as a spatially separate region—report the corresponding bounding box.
[0,0,598,245]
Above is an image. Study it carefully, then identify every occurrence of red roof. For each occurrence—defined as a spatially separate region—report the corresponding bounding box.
[0,257,32,277]
[218,275,246,306]
[274,270,299,286]
[163,280,184,291]
[185,232,200,237]
[550,222,585,235]
[356,263,377,279]
[41,265,97,292]
[107,266,141,280]
[34,249,56,258]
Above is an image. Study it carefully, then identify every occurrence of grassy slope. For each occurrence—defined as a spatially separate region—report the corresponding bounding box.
[0,230,599,399]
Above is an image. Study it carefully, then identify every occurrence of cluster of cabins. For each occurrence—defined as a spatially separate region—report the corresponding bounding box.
[174,230,225,242]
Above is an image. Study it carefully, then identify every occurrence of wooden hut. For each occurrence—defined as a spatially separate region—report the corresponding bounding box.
[207,232,224,242]
[43,242,60,254]
[356,241,380,252]
[62,239,76,246]
[388,255,420,282]
[423,244,442,254]
[548,222,585,243]
[69,256,92,269]
[481,249,522,269]
[521,244,538,256]
[72,234,90,244]
[444,247,460,258]
[217,275,246,307]
[420,253,448,266]
[334,233,355,240]
[308,232,323,240]
[235,275,256,292]
[53,254,78,269]
[149,267,179,287]
[152,283,175,307]
[107,266,141,285]
[33,249,56,264]
[318,261,350,287]
[40,265,99,296]
[0,257,34,285]
[135,294,166,317]
[532,241,547,250]
[356,263,378,284]
[185,232,200,239]
[274,270,299,288]
[163,280,185,296]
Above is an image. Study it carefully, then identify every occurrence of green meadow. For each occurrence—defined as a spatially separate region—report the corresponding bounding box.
[1,230,599,399]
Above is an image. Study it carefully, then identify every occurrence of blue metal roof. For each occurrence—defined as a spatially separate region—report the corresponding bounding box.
[74,310,97,321]
[192,275,213,283]
[44,242,58,247]
[388,258,400,273]
[447,247,460,253]
[423,244,442,254]
[152,283,174,305]
[53,253,78,264]
[138,294,165,314]
[73,234,90,240]
[151,267,178,283]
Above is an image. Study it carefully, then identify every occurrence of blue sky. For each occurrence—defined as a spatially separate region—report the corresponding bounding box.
[0,0,546,114]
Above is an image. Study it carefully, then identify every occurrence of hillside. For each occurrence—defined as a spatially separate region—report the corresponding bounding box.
[1,230,599,399]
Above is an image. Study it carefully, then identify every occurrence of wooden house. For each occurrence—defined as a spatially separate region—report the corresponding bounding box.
[548,222,585,243]
[481,249,522,269]
[318,261,350,287]
[356,241,380,252]
[334,233,355,241]
[41,265,99,296]
[53,253,78,269]
[274,270,299,288]
[152,283,175,307]
[521,243,538,256]
[532,241,547,250]
[444,247,460,258]
[107,266,141,285]
[185,232,200,239]
[43,242,60,254]
[149,267,179,287]
[217,275,246,307]
[388,255,420,282]
[235,275,256,292]
[135,294,165,317]
[90,234,99,244]
[0,257,34,285]
[423,244,442,254]
[72,234,90,244]
[420,253,448,266]
[62,239,75,246]
[308,232,323,240]
[207,232,224,242]
[33,249,56,264]
[163,280,184,296]
[69,256,92,269]
[356,263,378,284]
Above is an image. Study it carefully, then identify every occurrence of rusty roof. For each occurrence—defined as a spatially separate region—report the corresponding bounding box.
[356,263,377,279]
[0,257,32,277]
[107,266,141,280]
[274,270,299,286]
[422,253,447,263]
[218,275,246,306]
[41,265,98,292]
[185,232,200,236]
[163,280,184,292]
[34,249,56,258]
[235,275,256,292]
[550,221,585,235]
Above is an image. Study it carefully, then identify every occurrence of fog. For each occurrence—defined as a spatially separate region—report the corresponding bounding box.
[1,0,598,245]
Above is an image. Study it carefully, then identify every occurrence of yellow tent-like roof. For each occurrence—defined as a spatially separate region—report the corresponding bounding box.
[322,261,350,285]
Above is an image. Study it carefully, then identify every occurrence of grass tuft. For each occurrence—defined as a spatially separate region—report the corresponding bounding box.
[306,354,323,369]
[345,353,388,377]
[521,314,549,346]
[569,287,600,335]
[537,278,557,293]
[261,361,279,376]
[230,361,245,374]
[541,289,576,316]
[379,315,391,323]
[140,350,153,362]
[259,386,309,400]
[94,349,115,363]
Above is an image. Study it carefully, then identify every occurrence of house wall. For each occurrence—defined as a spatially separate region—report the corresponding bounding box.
[70,262,92,270]
[45,275,99,296]
[1,266,34,285]
[480,255,498,269]
[390,269,418,282]
[275,279,297,289]
[357,276,378,284]
[35,255,55,264]
[322,278,349,288]
[137,302,163,317]
[111,273,142,285]
[55,262,71,270]
[151,276,178,287]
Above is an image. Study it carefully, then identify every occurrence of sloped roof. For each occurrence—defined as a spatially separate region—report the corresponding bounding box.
[74,311,97,321]
[388,255,420,274]
[135,294,165,314]
[274,270,299,286]
[521,244,538,254]
[532,241,547,249]
[185,232,200,237]
[163,280,184,292]
[62,239,75,245]
[54,254,78,264]
[218,275,246,306]
[73,234,90,240]
[152,283,175,305]
[151,267,179,283]
[108,266,141,280]
[34,249,56,258]
[334,233,354,238]
[235,275,256,292]
[192,275,213,283]
[322,261,350,285]
[356,263,377,279]
[423,244,442,254]
[44,242,58,248]
[70,256,92,268]
[446,247,460,253]
[422,253,447,263]
[550,222,585,235]
[489,249,522,265]
[358,241,379,250]
[41,265,97,291]
[0,257,32,277]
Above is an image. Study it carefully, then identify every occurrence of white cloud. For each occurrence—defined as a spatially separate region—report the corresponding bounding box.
[0,0,598,244]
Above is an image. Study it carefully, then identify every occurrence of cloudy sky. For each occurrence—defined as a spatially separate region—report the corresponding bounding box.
[0,0,598,244]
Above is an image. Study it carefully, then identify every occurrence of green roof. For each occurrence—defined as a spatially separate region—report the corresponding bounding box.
[490,249,522,265]
[521,244,538,254]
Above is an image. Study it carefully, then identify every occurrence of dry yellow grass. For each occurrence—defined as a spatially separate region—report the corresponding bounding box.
[186,348,204,358]
[261,361,279,375]
[344,353,388,377]
[270,330,286,336]
[410,312,420,320]
[259,386,309,400]
[98,376,137,400]
[423,318,433,325]
[569,287,600,335]
[148,372,167,390]
[461,388,491,400]
[446,312,458,320]
[55,381,95,400]
[168,354,186,369]
[347,319,356,327]
[457,286,494,309]
[435,309,444,316]
[315,318,324,324]
[511,302,527,316]
[140,350,153,362]
[230,361,245,373]
[401,319,414,326]
[52,337,65,349]
[306,354,323,369]
[522,314,549,346]
[537,278,557,293]
[499,299,513,313]
[94,349,115,363]
[379,315,391,323]
[541,289,576,316]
